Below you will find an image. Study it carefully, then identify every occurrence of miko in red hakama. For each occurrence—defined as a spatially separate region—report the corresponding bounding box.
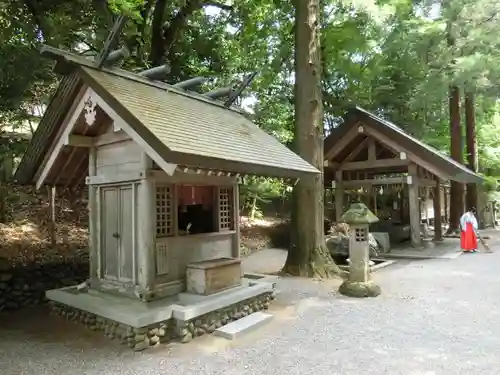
[460,211,478,253]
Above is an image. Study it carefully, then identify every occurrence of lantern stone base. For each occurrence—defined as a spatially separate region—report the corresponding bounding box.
[338,279,381,298]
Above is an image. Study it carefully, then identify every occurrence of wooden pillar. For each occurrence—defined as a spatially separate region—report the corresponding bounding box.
[88,147,98,280]
[138,152,155,294]
[433,180,443,241]
[493,201,497,228]
[424,187,430,225]
[444,187,449,224]
[47,185,57,247]
[334,170,344,222]
[232,183,240,259]
[408,164,422,247]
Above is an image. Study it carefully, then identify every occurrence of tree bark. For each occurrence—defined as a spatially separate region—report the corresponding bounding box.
[150,0,169,66]
[447,85,464,234]
[464,91,478,211]
[283,0,342,278]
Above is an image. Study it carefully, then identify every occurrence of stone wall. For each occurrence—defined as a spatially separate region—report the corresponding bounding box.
[50,291,275,351]
[0,254,88,312]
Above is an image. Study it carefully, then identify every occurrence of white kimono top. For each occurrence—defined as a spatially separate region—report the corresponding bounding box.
[460,211,478,233]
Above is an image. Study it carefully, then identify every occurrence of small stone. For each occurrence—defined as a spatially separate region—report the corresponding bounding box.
[134,334,146,342]
[133,339,150,351]
[207,324,216,333]
[178,327,189,337]
[195,328,205,336]
[149,335,160,345]
[180,332,193,343]
[157,328,166,337]
[188,322,195,332]
[148,327,159,337]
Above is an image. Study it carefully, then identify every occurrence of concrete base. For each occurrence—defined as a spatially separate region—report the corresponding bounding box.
[214,311,273,340]
[338,280,381,298]
[46,276,276,350]
[47,277,274,327]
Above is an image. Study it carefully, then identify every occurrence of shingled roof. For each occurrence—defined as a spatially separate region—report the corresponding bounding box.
[15,58,319,186]
[324,106,483,184]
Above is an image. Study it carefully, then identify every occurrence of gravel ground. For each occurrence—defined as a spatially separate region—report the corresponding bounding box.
[2,233,500,375]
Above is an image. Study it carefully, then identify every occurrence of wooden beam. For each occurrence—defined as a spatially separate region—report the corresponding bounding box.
[368,138,376,161]
[324,123,363,160]
[363,126,449,181]
[342,177,406,187]
[94,130,131,147]
[340,158,409,171]
[87,89,178,177]
[66,134,93,147]
[339,137,369,166]
[36,87,90,190]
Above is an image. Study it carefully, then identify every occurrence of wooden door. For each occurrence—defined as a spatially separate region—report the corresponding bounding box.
[101,185,134,283]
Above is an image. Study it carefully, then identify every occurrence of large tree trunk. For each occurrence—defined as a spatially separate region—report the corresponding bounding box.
[464,91,478,210]
[283,0,342,278]
[447,85,464,234]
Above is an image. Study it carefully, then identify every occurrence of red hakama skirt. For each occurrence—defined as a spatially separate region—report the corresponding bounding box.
[460,222,477,252]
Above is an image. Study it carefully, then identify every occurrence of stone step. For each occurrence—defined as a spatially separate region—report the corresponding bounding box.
[214,311,273,340]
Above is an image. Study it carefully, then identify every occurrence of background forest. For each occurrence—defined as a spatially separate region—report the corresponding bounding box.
[0,0,500,260]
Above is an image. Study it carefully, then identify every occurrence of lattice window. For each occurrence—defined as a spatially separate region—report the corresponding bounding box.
[156,185,173,237]
[354,228,367,242]
[218,187,233,231]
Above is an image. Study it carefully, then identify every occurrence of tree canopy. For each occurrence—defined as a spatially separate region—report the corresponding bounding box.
[1,0,500,219]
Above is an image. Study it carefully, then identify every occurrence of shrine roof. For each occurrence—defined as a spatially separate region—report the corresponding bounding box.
[324,106,483,184]
[15,50,319,186]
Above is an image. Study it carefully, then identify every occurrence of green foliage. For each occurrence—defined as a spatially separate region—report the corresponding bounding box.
[239,176,288,219]
[481,175,499,193]
[1,0,500,203]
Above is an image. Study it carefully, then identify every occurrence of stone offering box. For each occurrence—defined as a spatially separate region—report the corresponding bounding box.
[15,46,320,350]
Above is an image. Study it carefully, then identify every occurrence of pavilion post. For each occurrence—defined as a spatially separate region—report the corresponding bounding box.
[335,170,344,222]
[444,187,449,224]
[137,152,155,299]
[433,179,443,242]
[408,163,422,247]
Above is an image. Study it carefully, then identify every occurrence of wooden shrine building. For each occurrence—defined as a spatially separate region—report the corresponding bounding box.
[13,46,318,349]
[324,107,483,247]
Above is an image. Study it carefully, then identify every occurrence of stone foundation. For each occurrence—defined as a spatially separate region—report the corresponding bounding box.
[49,291,275,351]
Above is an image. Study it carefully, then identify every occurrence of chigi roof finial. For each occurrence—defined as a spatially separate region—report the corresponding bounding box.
[94,15,129,69]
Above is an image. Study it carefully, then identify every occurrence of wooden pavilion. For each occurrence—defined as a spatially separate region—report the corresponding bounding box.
[324,107,483,247]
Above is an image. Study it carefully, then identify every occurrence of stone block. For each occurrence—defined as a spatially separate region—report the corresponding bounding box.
[214,311,273,340]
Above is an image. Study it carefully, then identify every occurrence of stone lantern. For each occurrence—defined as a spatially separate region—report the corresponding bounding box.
[338,202,381,298]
